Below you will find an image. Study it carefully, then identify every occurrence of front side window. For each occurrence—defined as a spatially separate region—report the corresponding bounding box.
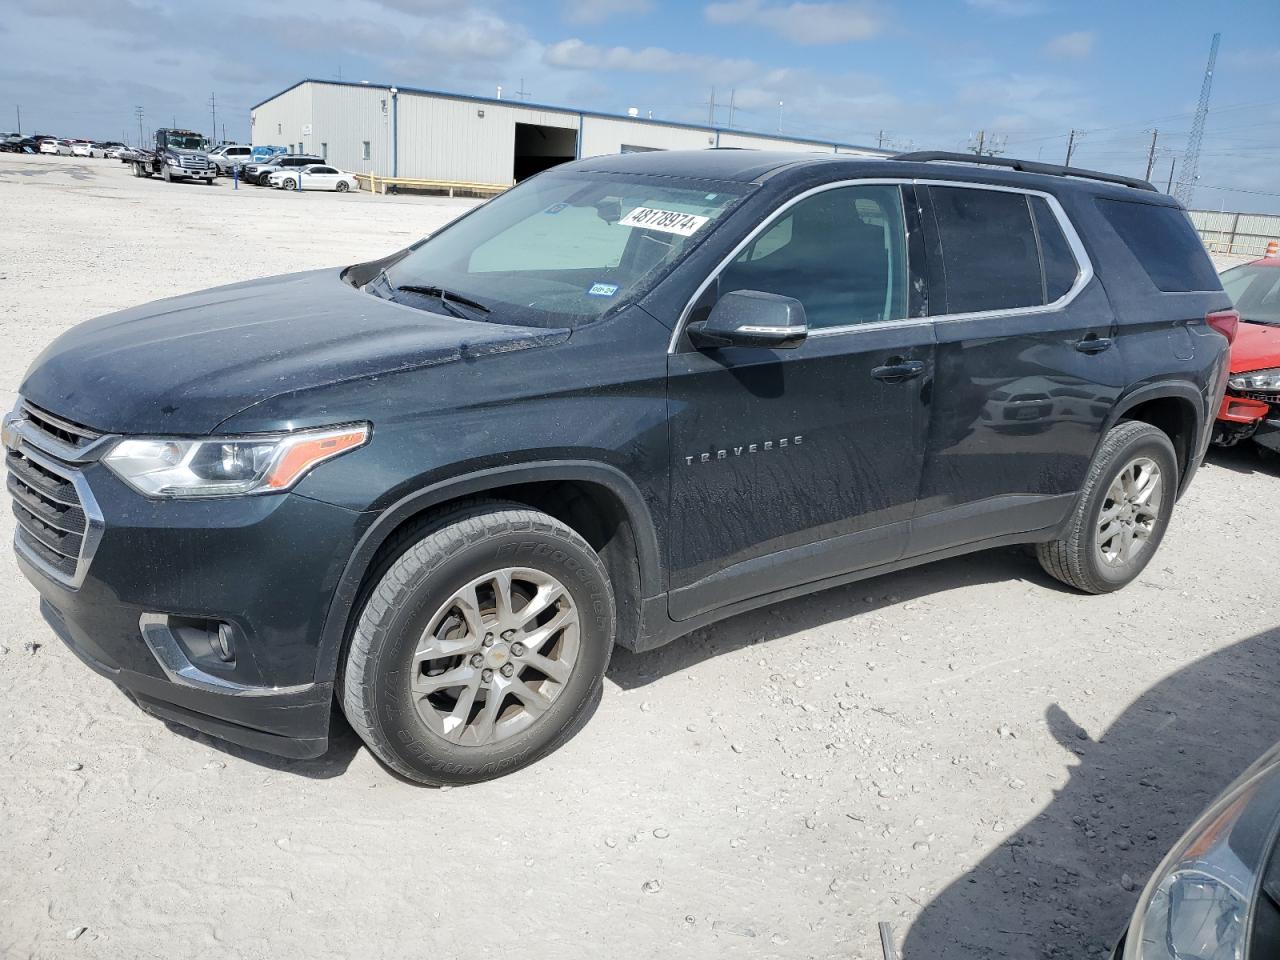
[716,184,909,329]
[380,171,751,327]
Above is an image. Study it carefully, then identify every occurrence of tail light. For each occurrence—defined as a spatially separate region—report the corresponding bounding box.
[1206,309,1239,344]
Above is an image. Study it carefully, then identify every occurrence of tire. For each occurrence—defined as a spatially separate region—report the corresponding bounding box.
[1037,420,1178,594]
[132,162,143,178]
[282,178,296,190]
[336,181,350,192]
[341,502,615,785]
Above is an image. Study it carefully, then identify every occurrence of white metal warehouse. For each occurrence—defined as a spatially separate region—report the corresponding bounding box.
[250,79,886,188]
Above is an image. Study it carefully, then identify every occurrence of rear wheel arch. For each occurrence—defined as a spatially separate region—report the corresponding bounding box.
[1104,384,1204,490]
[314,462,662,685]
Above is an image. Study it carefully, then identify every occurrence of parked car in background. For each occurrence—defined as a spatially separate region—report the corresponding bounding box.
[90,142,125,159]
[1212,256,1280,454]
[269,164,359,192]
[252,145,288,162]
[1,135,39,154]
[5,150,1233,784]
[103,145,130,160]
[70,141,93,157]
[1112,739,1280,959]
[208,144,252,175]
[243,153,322,185]
[38,139,64,155]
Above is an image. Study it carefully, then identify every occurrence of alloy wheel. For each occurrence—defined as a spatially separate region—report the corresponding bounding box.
[410,567,580,746]
[1096,456,1163,566]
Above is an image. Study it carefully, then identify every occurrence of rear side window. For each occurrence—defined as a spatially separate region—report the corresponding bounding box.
[1095,198,1220,293]
[1030,196,1079,301]
[929,187,1044,313]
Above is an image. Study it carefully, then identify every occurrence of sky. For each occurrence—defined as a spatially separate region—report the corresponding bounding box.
[3,0,1278,212]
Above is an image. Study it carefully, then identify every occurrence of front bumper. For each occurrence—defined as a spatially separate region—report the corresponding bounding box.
[1254,417,1280,454]
[7,412,369,759]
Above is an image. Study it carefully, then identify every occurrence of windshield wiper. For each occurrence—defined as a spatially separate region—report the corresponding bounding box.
[395,283,491,317]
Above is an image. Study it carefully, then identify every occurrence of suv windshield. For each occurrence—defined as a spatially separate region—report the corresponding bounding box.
[1221,263,1280,325]
[380,170,752,327]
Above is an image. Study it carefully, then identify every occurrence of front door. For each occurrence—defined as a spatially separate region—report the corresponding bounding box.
[667,182,934,621]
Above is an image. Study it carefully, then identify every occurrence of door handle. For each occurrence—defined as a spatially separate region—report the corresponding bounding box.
[870,358,925,383]
[1075,335,1113,354]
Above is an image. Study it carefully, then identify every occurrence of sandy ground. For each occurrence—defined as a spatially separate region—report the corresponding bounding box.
[2,152,1279,960]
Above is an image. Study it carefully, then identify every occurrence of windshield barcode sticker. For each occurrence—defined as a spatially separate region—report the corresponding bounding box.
[619,207,710,236]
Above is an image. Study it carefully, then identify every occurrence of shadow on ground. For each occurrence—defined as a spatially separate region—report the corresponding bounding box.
[608,545,1060,690]
[902,624,1280,960]
[161,709,364,780]
[1204,442,1280,477]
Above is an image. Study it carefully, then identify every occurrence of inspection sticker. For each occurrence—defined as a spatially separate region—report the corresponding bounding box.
[587,282,620,297]
[619,206,710,236]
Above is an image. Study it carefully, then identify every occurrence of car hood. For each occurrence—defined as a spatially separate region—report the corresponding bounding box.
[20,269,569,435]
[1230,320,1280,374]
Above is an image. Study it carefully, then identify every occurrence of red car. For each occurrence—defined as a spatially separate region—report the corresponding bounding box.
[1215,256,1280,453]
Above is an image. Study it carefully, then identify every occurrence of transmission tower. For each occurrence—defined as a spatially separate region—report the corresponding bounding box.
[1173,33,1219,206]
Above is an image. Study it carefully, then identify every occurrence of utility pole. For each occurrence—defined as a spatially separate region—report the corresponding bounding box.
[971,129,986,155]
[1144,129,1159,181]
[878,129,885,149]
[1166,156,1177,194]
[209,92,216,146]
[14,104,20,136]
[707,87,716,126]
[727,89,736,129]
[777,100,783,133]
[1064,129,1084,165]
[1174,32,1220,206]
[135,106,144,147]
[515,78,530,101]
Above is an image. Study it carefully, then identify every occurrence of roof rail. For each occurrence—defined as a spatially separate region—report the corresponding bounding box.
[891,150,1158,193]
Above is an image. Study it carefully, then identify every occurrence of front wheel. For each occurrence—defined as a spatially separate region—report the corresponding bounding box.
[341,503,615,785]
[281,178,296,190]
[1037,420,1178,593]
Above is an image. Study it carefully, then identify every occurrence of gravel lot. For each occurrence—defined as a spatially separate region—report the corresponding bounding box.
[2,152,1279,960]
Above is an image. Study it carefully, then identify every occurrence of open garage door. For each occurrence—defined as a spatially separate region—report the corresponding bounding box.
[514,123,577,182]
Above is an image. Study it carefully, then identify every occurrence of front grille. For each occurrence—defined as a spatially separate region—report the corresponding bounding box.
[7,447,87,580]
[1242,391,1279,409]
[21,400,102,451]
[178,156,210,170]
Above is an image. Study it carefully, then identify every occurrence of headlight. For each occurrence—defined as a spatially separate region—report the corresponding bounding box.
[1122,765,1276,960]
[102,424,368,498]
[1228,368,1280,392]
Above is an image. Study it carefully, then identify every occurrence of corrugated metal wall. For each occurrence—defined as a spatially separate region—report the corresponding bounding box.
[1190,209,1280,258]
[250,81,889,185]
[580,117,714,155]
[249,83,314,156]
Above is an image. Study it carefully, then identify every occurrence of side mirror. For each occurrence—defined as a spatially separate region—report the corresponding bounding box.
[687,290,808,350]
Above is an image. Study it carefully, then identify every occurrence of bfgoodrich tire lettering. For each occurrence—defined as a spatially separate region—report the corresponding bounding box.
[1036,420,1178,593]
[340,503,615,785]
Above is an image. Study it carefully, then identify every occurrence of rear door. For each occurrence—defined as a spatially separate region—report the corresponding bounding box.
[908,183,1121,556]
[666,182,933,621]
[304,166,339,190]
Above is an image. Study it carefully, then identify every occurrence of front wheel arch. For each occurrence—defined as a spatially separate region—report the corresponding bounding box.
[313,462,662,687]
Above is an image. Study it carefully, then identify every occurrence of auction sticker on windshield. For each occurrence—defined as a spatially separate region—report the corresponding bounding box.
[619,207,710,236]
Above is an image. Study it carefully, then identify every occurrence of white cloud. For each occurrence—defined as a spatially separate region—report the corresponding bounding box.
[1044,31,1094,60]
[543,38,755,80]
[560,0,652,24]
[704,0,881,45]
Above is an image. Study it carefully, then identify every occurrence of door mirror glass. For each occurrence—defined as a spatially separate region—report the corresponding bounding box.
[687,289,808,350]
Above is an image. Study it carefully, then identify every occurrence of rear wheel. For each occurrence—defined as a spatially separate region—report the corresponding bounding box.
[341,503,615,785]
[1036,421,1178,593]
[336,181,350,192]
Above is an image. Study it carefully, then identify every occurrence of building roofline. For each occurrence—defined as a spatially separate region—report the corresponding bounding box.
[250,78,888,156]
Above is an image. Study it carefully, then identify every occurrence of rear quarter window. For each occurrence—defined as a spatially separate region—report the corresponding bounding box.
[1095,198,1221,293]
